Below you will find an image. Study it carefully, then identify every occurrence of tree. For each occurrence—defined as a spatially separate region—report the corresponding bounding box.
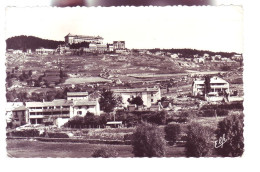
[215,114,244,157]
[204,75,211,95]
[128,96,143,107]
[185,123,214,157]
[132,122,166,157]
[91,146,118,158]
[99,89,118,113]
[164,123,181,145]
[28,70,33,76]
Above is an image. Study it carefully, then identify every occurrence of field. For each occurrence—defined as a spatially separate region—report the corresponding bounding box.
[64,77,110,85]
[6,139,186,158]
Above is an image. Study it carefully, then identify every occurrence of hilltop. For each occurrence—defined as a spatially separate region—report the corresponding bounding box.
[6,35,64,51]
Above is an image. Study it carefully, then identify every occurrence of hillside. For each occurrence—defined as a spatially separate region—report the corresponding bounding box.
[6,35,64,51]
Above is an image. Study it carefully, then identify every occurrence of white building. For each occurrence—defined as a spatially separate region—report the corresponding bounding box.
[26,98,100,126]
[72,99,100,116]
[192,76,230,101]
[111,88,161,108]
[65,33,103,44]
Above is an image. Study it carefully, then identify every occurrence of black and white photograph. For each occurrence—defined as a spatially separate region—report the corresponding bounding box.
[3,6,245,158]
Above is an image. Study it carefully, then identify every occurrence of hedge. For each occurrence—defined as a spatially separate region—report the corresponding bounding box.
[8,129,40,137]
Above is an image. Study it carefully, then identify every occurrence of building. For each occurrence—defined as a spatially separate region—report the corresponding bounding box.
[67,92,89,101]
[111,88,161,108]
[65,33,103,45]
[26,99,73,125]
[11,106,28,127]
[107,44,114,52]
[113,41,125,50]
[72,99,100,116]
[5,102,25,126]
[35,48,56,55]
[192,76,230,101]
[97,44,107,53]
[26,98,100,125]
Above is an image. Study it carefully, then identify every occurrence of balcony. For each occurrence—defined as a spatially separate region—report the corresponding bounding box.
[29,108,70,112]
[30,114,70,119]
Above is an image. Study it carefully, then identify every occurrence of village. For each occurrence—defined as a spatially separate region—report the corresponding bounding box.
[5,33,244,157]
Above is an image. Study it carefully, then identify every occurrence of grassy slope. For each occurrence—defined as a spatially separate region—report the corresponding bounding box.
[6,139,185,158]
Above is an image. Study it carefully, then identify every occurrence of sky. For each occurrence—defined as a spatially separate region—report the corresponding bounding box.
[5,6,243,53]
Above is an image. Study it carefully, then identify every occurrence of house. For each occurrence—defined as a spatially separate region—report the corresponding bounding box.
[107,44,114,52]
[35,48,56,55]
[11,106,28,127]
[113,41,125,50]
[96,44,107,53]
[25,98,100,126]
[26,99,73,125]
[5,102,25,126]
[111,88,161,108]
[72,99,100,116]
[65,33,103,44]
[67,92,89,100]
[192,76,230,101]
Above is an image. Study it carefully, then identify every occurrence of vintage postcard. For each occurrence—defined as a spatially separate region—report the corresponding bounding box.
[4,6,244,158]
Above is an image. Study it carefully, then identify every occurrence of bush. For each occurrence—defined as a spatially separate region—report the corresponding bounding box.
[10,129,40,137]
[185,123,214,157]
[132,122,166,157]
[91,146,119,158]
[202,109,216,117]
[215,114,244,157]
[216,109,229,117]
[164,124,181,145]
[123,134,133,141]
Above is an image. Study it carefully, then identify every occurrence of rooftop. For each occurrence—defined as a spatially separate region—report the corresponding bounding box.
[13,105,27,111]
[26,99,73,107]
[193,76,229,85]
[65,33,103,39]
[73,100,97,106]
[67,92,88,96]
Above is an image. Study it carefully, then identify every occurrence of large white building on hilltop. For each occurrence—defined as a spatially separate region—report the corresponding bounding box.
[65,33,103,45]
[111,88,161,108]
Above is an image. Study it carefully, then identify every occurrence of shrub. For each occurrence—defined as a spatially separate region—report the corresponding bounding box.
[10,129,40,137]
[216,109,229,117]
[164,124,181,145]
[123,134,133,141]
[185,123,214,157]
[202,109,216,117]
[41,132,69,138]
[91,146,119,158]
[215,114,244,157]
[132,122,166,157]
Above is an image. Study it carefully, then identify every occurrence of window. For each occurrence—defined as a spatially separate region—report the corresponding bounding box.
[151,99,154,102]
[77,111,82,115]
[78,106,82,109]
